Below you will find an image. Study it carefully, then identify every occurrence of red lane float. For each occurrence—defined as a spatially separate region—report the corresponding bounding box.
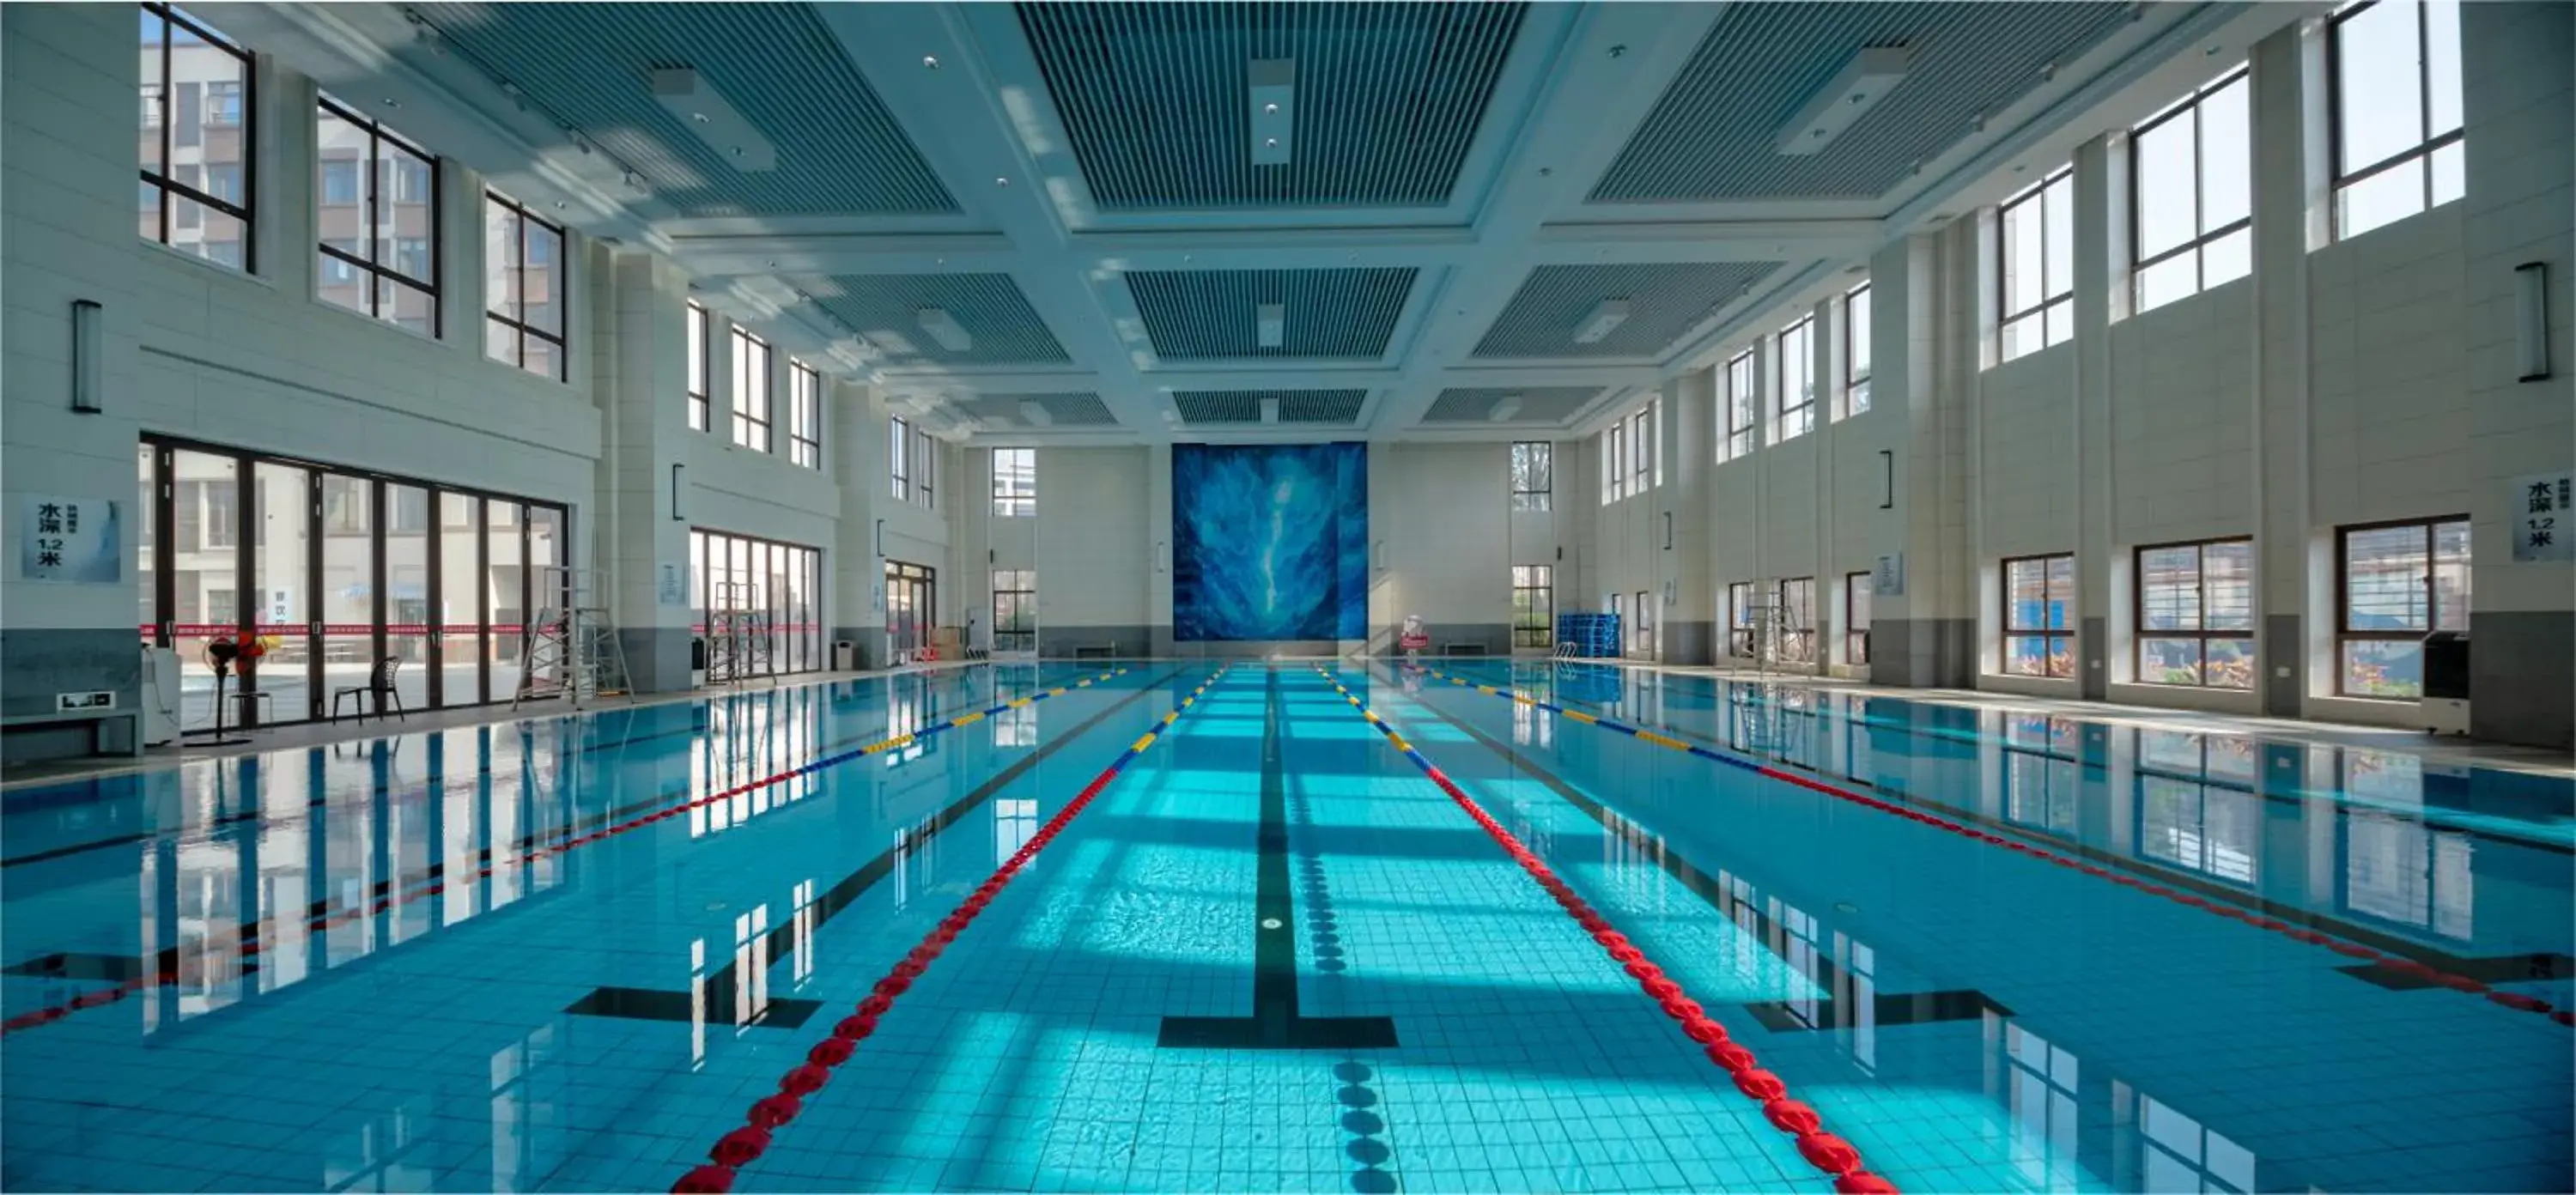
[1445,670,2567,1033]
[670,668,1228,1194]
[1313,667,1899,1194]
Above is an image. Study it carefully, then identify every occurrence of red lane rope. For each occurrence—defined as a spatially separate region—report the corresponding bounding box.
[1422,668,2573,1032]
[1314,667,1899,1194]
[1,670,1128,1038]
[670,667,1228,1194]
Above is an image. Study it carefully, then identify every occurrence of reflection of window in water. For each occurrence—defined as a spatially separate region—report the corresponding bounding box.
[1511,695,1552,747]
[2002,1023,2081,1186]
[995,798,1036,867]
[993,666,1041,746]
[884,676,938,767]
[2337,749,2471,938]
[483,1023,563,1190]
[1841,697,1874,786]
[2002,715,2081,834]
[1848,939,1877,1072]
[733,904,771,1028]
[2136,731,2258,884]
[792,879,817,985]
[1596,806,1660,906]
[2137,1093,2256,1193]
[1776,898,1822,1028]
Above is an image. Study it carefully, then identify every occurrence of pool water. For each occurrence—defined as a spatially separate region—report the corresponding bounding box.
[3,660,2568,1192]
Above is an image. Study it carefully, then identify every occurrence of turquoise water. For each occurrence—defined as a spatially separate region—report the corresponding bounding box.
[3,660,2567,1192]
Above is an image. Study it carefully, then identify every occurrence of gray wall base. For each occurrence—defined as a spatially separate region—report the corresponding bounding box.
[2263,614,2301,717]
[1869,617,1975,688]
[1663,620,1716,667]
[618,628,696,695]
[2470,610,2574,749]
[2,628,145,766]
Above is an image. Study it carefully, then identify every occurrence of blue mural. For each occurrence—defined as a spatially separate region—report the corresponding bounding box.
[1173,443,1369,641]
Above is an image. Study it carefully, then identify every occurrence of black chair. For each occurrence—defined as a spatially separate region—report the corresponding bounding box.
[332,656,408,724]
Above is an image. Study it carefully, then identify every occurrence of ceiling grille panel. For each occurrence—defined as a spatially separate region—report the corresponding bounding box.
[1591,2,2135,203]
[800,274,1069,366]
[1473,264,1783,360]
[1422,387,1601,424]
[1017,3,1527,209]
[1171,389,1368,425]
[1127,268,1415,359]
[410,3,955,216]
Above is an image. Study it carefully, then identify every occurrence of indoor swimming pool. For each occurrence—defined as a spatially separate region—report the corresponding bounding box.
[2,661,2567,1192]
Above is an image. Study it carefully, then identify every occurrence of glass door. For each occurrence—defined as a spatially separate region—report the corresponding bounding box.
[252,462,316,723]
[488,500,525,702]
[319,474,380,714]
[435,493,485,707]
[170,448,244,732]
[386,483,431,713]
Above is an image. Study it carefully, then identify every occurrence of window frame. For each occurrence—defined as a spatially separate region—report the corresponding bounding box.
[685,301,712,433]
[2327,0,2466,238]
[787,361,823,469]
[1604,421,1627,504]
[1776,576,1817,664]
[1773,317,1815,443]
[1843,284,1871,419]
[890,417,911,501]
[1723,350,1757,459]
[483,191,568,380]
[1629,407,1652,490]
[914,428,935,507]
[2134,537,2257,689]
[1845,570,1873,665]
[1510,441,1552,512]
[991,447,1036,518]
[992,567,1036,653]
[2129,68,2252,310]
[729,325,772,452]
[140,3,256,270]
[1727,580,1755,657]
[314,95,440,335]
[1996,167,2075,361]
[1510,564,1554,648]
[2334,515,2471,700]
[2001,552,2077,679]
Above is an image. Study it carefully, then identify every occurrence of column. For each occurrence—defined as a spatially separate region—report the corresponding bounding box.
[596,252,696,692]
[830,379,887,669]
[1665,369,1716,664]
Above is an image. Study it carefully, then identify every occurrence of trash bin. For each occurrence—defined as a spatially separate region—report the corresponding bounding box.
[833,640,857,671]
[2421,629,2470,735]
[691,636,707,671]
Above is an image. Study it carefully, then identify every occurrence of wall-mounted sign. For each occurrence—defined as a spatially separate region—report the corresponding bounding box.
[16,494,121,585]
[658,562,686,606]
[1873,552,1905,598]
[2512,470,2573,562]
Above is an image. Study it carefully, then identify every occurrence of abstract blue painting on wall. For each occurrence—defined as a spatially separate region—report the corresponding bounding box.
[1173,442,1368,641]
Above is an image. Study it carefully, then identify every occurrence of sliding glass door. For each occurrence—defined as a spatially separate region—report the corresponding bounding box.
[688,528,825,679]
[138,434,568,729]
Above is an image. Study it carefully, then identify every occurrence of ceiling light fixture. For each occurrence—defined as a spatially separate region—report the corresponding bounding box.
[1487,394,1522,422]
[1774,46,1908,156]
[1572,299,1631,344]
[651,68,777,173]
[1255,302,1285,349]
[917,308,973,353]
[923,55,940,69]
[1249,58,1294,167]
[1018,399,1054,428]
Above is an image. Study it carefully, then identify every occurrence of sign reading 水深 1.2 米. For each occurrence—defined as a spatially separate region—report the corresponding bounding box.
[15,494,122,585]
[2512,470,2575,563]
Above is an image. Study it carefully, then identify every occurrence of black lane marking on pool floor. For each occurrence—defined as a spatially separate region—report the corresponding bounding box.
[568,668,1186,1031]
[1379,669,2008,1034]
[2339,951,2575,992]
[1476,671,2566,985]
[1157,669,1399,1051]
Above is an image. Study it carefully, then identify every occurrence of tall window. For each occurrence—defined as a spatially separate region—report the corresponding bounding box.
[1774,318,1815,442]
[2337,517,2470,699]
[2133,69,2251,312]
[2002,554,2076,677]
[1608,592,1627,654]
[1633,590,1654,658]
[992,448,1036,517]
[315,98,437,335]
[1845,570,1874,664]
[992,569,1036,652]
[1724,351,1757,459]
[483,191,566,379]
[890,417,911,500]
[788,361,823,469]
[1777,577,1817,664]
[1629,408,1652,491]
[1997,168,2074,363]
[1511,565,1554,648]
[1843,285,1872,419]
[730,326,771,452]
[139,3,252,269]
[1728,581,1756,656]
[2330,0,2464,240]
[1603,422,1626,504]
[1510,442,1552,512]
[2137,538,2255,688]
[913,426,935,507]
[685,301,711,432]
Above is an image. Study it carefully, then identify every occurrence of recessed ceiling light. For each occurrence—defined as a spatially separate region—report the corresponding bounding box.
[692,112,709,123]
[922,55,940,69]
[381,98,399,107]
[552,201,568,210]
[1264,102,1279,114]
[993,176,1009,186]
[1265,137,1278,148]
[2205,43,2224,56]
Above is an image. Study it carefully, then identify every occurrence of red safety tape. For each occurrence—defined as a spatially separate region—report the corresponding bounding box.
[671,668,1227,1194]
[3,669,1130,1039]
[1436,671,2567,1032]
[1316,669,1898,1194]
